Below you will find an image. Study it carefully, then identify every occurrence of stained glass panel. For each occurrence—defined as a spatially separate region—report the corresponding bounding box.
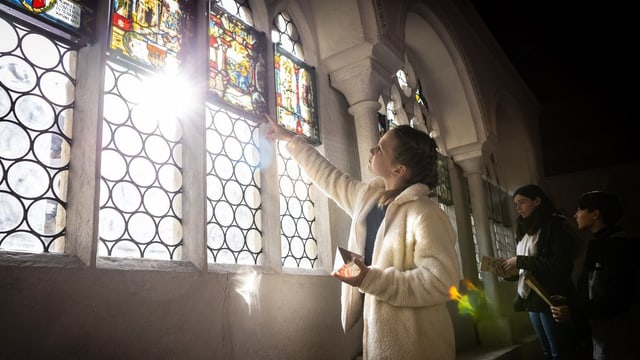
[1,0,97,44]
[436,154,453,206]
[274,46,318,143]
[208,5,267,120]
[110,0,191,72]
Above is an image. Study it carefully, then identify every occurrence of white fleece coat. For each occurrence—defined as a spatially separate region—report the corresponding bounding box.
[287,137,462,360]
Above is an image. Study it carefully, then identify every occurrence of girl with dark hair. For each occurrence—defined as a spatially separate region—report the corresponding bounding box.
[497,184,577,359]
[264,115,462,360]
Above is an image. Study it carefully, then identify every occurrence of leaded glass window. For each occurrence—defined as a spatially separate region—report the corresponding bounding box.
[272,11,317,268]
[99,61,184,260]
[483,180,515,260]
[205,1,267,266]
[0,12,76,253]
[436,154,453,206]
[272,11,302,59]
[98,1,193,261]
[208,4,267,119]
[205,103,263,265]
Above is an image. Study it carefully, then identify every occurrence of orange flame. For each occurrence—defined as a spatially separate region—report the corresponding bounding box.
[449,279,488,319]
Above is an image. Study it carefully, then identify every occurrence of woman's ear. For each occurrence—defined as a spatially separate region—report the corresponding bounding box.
[392,164,407,178]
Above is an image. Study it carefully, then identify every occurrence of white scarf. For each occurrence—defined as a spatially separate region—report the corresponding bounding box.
[516,230,540,298]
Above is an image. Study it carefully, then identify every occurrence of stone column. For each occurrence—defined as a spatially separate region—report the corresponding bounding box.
[347,101,381,181]
[329,57,393,180]
[455,152,512,347]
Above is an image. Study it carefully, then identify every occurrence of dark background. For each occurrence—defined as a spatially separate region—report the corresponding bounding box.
[469,1,638,176]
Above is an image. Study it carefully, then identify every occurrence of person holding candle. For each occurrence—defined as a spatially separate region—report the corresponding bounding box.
[495,184,578,359]
[550,191,638,360]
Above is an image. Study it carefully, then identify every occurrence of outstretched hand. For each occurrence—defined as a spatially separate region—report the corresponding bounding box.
[332,257,369,287]
[263,114,294,142]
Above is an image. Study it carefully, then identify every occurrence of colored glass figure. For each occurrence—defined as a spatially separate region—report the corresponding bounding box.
[208,5,267,118]
[436,154,453,206]
[274,46,318,142]
[110,0,188,72]
[416,79,430,112]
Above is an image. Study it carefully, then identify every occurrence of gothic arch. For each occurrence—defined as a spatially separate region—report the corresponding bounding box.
[403,6,486,152]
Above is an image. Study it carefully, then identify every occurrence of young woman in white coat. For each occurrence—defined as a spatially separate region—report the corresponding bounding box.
[264,115,462,360]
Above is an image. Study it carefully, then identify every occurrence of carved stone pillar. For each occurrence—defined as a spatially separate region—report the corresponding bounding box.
[329,57,391,180]
[455,151,512,347]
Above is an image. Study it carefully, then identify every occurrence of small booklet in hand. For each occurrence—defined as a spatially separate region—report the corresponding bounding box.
[479,256,503,273]
[333,246,364,277]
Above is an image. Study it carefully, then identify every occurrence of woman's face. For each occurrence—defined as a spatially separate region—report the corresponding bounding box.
[368,132,399,178]
[513,194,541,219]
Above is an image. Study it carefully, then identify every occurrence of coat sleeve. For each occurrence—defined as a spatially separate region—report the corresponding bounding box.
[587,237,638,318]
[286,136,366,216]
[358,206,461,307]
[517,220,575,276]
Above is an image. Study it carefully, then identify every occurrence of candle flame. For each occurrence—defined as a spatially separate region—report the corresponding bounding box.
[449,279,489,319]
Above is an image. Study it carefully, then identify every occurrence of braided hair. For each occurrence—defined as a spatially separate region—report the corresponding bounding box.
[378,125,439,206]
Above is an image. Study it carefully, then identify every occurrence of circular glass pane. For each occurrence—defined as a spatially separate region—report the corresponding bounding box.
[234,161,253,186]
[103,93,130,125]
[0,17,18,52]
[40,71,74,106]
[111,181,142,213]
[144,135,171,164]
[128,212,156,244]
[158,164,182,193]
[143,187,170,217]
[207,223,224,249]
[0,121,30,159]
[206,175,223,201]
[61,50,77,78]
[281,215,296,237]
[15,94,55,131]
[130,103,158,134]
[100,149,127,181]
[158,216,181,245]
[26,198,65,236]
[129,157,157,187]
[22,33,59,69]
[7,160,49,198]
[114,125,143,156]
[213,111,233,136]
[245,228,261,252]
[116,72,143,104]
[206,128,223,154]
[33,132,69,168]
[243,185,261,209]
[51,170,68,201]
[1,231,41,252]
[0,55,37,92]
[226,226,244,251]
[223,137,243,161]
[99,207,126,241]
[0,87,12,118]
[213,201,234,227]
[223,181,243,205]
[213,155,234,180]
[0,192,24,232]
[235,205,254,229]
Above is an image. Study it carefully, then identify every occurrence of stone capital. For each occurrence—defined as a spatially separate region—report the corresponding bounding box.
[329,57,391,106]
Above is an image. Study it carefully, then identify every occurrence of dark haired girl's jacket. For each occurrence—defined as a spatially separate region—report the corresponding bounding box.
[506,215,577,313]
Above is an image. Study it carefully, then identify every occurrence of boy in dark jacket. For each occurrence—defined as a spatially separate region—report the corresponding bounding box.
[551,191,639,360]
